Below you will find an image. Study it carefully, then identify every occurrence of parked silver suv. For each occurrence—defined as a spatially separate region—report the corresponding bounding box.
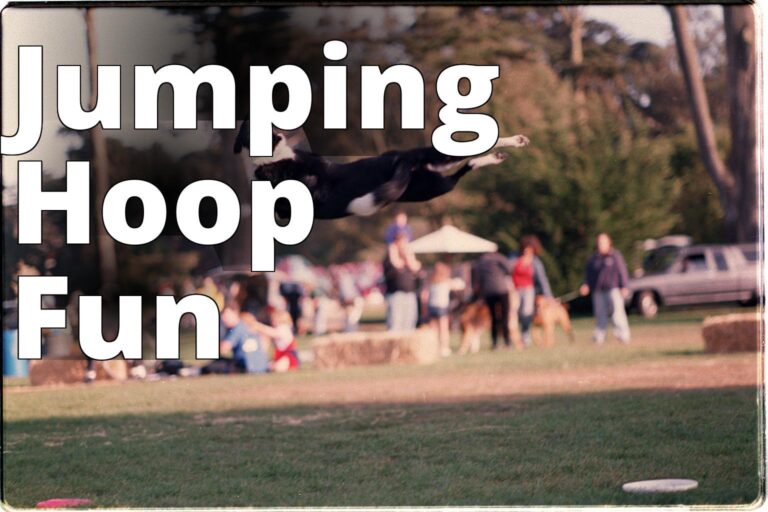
[629,243,760,318]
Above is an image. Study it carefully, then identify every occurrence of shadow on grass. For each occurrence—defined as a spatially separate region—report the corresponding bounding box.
[659,349,708,357]
[2,386,760,508]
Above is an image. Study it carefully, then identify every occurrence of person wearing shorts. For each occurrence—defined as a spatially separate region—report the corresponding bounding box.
[427,262,465,357]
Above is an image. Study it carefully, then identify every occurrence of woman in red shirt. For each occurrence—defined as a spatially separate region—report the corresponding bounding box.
[510,235,553,346]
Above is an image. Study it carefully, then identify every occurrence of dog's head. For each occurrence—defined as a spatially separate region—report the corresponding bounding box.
[234,119,284,154]
[234,120,296,168]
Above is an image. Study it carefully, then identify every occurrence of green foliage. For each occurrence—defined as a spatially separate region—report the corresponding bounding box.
[667,129,726,243]
[462,92,680,294]
[390,7,725,292]
[44,7,729,278]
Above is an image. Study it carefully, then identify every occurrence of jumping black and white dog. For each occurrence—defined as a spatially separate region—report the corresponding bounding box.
[234,121,529,219]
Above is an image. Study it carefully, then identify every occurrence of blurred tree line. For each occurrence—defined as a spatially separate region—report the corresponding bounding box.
[9,5,748,299]
[208,5,739,295]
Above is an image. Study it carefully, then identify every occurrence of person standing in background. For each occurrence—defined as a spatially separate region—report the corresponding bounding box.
[427,262,466,357]
[580,233,631,344]
[310,281,331,336]
[335,265,365,333]
[279,280,304,335]
[384,211,413,245]
[472,250,513,350]
[510,235,553,347]
[384,232,421,331]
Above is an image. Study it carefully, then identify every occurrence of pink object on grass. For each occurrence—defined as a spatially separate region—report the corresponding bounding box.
[36,498,93,508]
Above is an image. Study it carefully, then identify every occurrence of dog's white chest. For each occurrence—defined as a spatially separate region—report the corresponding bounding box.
[346,193,379,216]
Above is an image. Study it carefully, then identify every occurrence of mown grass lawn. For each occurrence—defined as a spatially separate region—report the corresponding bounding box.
[3,388,759,507]
[2,306,761,507]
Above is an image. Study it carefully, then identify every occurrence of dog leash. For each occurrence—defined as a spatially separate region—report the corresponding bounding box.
[555,290,581,303]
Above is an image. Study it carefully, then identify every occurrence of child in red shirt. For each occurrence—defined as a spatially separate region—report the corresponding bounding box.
[247,309,300,372]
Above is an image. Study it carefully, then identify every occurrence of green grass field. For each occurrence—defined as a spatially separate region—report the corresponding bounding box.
[2,306,762,507]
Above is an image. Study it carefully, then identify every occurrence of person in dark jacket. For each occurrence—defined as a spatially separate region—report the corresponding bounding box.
[384,232,422,331]
[472,251,512,349]
[579,233,631,343]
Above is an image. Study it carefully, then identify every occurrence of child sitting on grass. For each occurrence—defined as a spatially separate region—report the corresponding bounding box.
[245,308,300,372]
[202,304,269,374]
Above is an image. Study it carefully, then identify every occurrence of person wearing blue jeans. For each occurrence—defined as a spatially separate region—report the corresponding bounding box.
[383,232,421,331]
[580,233,631,344]
[510,235,553,346]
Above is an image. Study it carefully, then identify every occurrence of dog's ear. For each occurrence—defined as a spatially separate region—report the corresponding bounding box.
[233,119,250,154]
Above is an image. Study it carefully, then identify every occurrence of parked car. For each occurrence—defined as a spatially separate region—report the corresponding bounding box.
[629,243,760,318]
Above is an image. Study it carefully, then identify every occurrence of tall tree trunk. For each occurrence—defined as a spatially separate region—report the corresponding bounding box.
[559,7,586,122]
[214,129,252,270]
[669,5,758,242]
[724,6,758,242]
[84,9,119,293]
[559,6,584,66]
[210,7,253,270]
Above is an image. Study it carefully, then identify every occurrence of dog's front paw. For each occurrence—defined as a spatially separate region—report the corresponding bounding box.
[469,151,508,169]
[495,134,530,149]
[509,134,529,148]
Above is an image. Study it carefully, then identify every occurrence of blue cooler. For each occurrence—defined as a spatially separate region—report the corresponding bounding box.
[3,330,28,377]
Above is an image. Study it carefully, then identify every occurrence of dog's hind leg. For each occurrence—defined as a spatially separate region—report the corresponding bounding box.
[470,333,481,353]
[458,329,471,355]
[399,146,468,174]
[562,314,575,343]
[345,160,412,215]
[397,152,507,203]
[543,322,555,347]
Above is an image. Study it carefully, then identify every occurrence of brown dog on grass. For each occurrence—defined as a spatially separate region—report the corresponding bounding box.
[532,295,575,347]
[458,291,523,354]
[458,301,489,354]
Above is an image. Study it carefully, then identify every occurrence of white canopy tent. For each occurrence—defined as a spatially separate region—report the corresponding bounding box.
[408,225,498,254]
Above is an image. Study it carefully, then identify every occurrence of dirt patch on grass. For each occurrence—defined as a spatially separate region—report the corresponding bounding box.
[4,320,759,417]
[6,354,758,411]
[211,354,759,408]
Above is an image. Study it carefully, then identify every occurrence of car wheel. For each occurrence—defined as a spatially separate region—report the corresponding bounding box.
[739,292,759,307]
[636,291,659,318]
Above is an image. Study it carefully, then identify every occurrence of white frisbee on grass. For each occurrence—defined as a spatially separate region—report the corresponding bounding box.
[622,478,699,493]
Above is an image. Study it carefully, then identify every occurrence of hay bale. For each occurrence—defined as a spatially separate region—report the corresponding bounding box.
[312,328,439,370]
[701,313,761,353]
[29,359,128,386]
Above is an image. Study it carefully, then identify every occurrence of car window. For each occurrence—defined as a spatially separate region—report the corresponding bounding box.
[643,246,680,273]
[713,251,728,271]
[741,248,759,262]
[682,253,708,272]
